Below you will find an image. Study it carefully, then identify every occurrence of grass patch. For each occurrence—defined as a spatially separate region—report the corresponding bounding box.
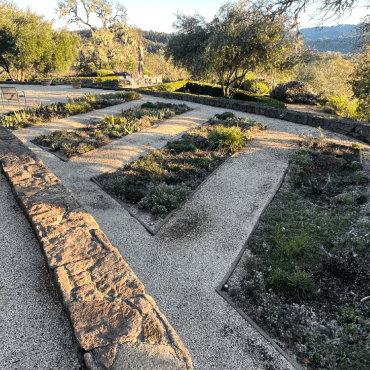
[0,91,140,130]
[32,102,190,158]
[96,112,265,217]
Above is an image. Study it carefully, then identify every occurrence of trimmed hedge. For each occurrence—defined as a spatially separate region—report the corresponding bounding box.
[78,69,115,77]
[142,80,286,109]
[143,81,188,92]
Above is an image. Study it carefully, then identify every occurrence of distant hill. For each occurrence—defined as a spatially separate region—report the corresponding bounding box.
[300,24,360,54]
[142,30,172,53]
[300,24,358,40]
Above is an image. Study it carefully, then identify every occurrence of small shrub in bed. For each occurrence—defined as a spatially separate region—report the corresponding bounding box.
[137,184,191,215]
[97,113,264,217]
[270,80,317,104]
[208,126,248,153]
[0,92,140,129]
[32,102,190,157]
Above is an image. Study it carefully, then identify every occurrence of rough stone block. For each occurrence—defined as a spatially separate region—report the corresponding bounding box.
[283,111,299,123]
[93,344,118,369]
[238,104,247,112]
[70,300,142,351]
[43,227,105,268]
[297,114,308,125]
[232,102,241,110]
[85,343,189,370]
[143,312,165,344]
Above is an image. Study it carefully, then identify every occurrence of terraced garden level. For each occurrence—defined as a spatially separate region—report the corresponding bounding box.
[0,91,140,129]
[32,102,190,159]
[93,112,265,233]
[227,136,370,370]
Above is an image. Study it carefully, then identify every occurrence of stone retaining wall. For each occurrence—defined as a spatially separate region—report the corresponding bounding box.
[129,89,370,145]
[0,126,192,370]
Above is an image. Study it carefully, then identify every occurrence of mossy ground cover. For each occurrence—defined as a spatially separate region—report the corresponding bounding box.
[94,112,265,225]
[228,135,370,369]
[0,91,140,130]
[32,102,190,158]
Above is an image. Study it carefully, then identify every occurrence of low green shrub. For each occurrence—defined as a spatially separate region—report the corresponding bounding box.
[137,184,191,215]
[270,80,317,104]
[116,91,140,101]
[243,79,270,95]
[326,95,358,119]
[166,139,197,153]
[208,125,247,153]
[65,102,91,113]
[143,80,188,92]
[266,269,316,300]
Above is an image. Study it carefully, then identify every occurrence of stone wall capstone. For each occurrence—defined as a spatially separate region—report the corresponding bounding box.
[0,126,193,370]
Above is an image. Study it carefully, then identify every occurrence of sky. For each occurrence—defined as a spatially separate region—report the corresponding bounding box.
[10,0,368,33]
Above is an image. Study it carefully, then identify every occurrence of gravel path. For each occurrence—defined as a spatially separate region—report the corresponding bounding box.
[0,84,116,114]
[0,173,81,370]
[2,86,367,370]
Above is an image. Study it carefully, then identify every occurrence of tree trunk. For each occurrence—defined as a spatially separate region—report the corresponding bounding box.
[223,85,230,98]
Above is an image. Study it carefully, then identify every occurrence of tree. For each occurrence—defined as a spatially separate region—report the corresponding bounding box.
[0,1,78,80]
[36,29,80,77]
[144,49,190,81]
[350,48,370,120]
[166,1,294,98]
[297,53,356,98]
[256,0,366,22]
[56,0,138,72]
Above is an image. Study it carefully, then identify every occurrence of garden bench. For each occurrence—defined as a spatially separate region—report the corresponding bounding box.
[0,87,27,108]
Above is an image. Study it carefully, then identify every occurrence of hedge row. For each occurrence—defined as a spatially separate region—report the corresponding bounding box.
[142,81,286,109]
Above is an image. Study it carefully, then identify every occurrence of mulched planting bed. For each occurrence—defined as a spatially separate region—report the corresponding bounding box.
[31,102,190,160]
[92,112,265,233]
[0,91,140,129]
[226,134,370,369]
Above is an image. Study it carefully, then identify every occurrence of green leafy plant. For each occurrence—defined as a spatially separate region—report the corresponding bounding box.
[208,125,247,153]
[137,184,191,215]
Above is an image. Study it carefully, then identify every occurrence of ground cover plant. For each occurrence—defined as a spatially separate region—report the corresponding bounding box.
[94,112,265,220]
[0,91,140,130]
[228,133,370,369]
[32,102,190,158]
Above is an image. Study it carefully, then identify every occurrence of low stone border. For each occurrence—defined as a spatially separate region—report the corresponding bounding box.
[0,125,192,370]
[132,90,370,144]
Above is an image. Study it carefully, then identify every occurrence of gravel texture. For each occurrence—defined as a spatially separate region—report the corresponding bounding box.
[0,84,118,114]
[6,85,368,370]
[0,173,82,370]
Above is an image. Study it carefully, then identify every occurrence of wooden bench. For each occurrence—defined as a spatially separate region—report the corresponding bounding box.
[0,87,27,108]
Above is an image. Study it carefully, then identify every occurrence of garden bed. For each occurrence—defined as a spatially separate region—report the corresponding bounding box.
[92,112,265,234]
[225,134,370,369]
[31,102,190,161]
[0,91,140,129]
